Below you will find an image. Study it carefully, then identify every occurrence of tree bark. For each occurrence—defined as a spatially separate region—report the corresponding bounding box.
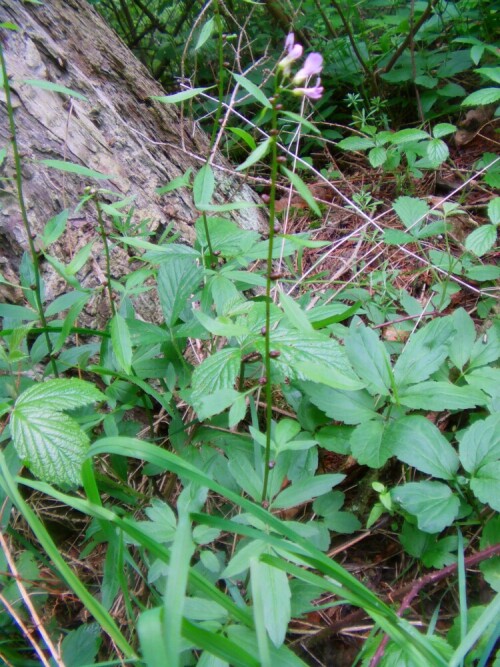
[0,0,264,323]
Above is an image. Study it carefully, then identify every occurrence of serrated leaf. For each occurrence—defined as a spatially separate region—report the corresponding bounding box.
[196,217,260,257]
[191,347,242,405]
[476,67,500,84]
[194,17,214,50]
[471,45,485,65]
[390,129,429,144]
[250,559,290,648]
[393,317,455,388]
[151,87,210,104]
[194,310,248,337]
[458,414,500,474]
[383,229,414,244]
[470,462,500,511]
[232,73,272,109]
[271,474,344,510]
[465,264,500,281]
[41,159,112,180]
[399,381,487,410]
[487,197,500,225]
[432,123,457,138]
[301,382,377,424]
[368,146,387,168]
[337,136,375,151]
[193,164,215,208]
[427,138,449,164]
[15,379,104,411]
[345,323,392,395]
[393,482,460,533]
[281,167,321,216]
[61,623,101,667]
[196,388,241,421]
[110,313,133,374]
[465,225,497,256]
[462,87,500,106]
[236,138,272,172]
[11,409,89,486]
[23,79,87,101]
[157,256,203,327]
[393,196,430,231]
[385,416,460,480]
[350,421,393,468]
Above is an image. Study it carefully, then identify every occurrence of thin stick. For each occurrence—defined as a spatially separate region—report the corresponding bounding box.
[0,531,65,667]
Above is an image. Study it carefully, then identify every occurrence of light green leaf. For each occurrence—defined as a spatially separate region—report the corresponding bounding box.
[281,167,321,216]
[350,421,393,468]
[110,313,132,374]
[222,539,267,579]
[465,264,500,281]
[390,129,429,144]
[232,73,272,109]
[449,308,476,369]
[271,474,344,510]
[191,347,242,406]
[488,197,500,225]
[228,395,248,428]
[470,462,500,511]
[227,127,257,150]
[156,168,192,194]
[41,159,113,180]
[40,209,69,247]
[236,138,272,172]
[468,321,500,370]
[476,67,500,84]
[383,229,415,244]
[337,136,375,151]
[393,196,430,231]
[399,381,487,410]
[67,240,95,274]
[15,379,104,412]
[250,559,290,648]
[393,481,460,533]
[465,366,500,399]
[427,138,449,164]
[193,164,215,208]
[279,292,314,333]
[151,87,210,104]
[295,362,365,391]
[196,217,259,257]
[196,388,241,421]
[386,416,460,480]
[194,17,214,50]
[194,310,248,337]
[368,146,387,168]
[301,382,377,424]
[345,323,392,395]
[458,414,500,474]
[432,123,457,139]
[24,79,87,101]
[61,623,101,667]
[462,87,500,106]
[157,256,203,327]
[393,317,455,388]
[465,225,497,256]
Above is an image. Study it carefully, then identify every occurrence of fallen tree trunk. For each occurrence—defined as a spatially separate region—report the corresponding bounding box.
[0,0,264,323]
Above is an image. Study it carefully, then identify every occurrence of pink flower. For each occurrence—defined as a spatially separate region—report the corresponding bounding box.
[292,53,323,84]
[292,77,324,100]
[278,33,303,76]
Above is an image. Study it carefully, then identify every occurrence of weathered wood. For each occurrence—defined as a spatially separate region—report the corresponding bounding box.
[0,0,264,322]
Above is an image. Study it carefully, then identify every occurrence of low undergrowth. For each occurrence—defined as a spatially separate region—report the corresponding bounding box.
[1,7,499,667]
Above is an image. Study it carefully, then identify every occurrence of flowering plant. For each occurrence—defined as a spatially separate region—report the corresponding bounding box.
[278,33,324,101]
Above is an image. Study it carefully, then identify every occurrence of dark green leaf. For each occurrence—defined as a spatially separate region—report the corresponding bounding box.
[393,481,459,533]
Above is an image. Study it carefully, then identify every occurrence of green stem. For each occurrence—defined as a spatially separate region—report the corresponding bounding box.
[261,98,279,503]
[94,197,116,317]
[209,0,225,150]
[0,45,58,377]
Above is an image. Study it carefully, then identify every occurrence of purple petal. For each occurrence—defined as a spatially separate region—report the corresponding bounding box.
[293,52,323,84]
[285,33,295,52]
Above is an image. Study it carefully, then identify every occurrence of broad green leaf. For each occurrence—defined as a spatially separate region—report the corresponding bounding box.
[464,264,500,281]
[157,256,203,327]
[222,539,267,579]
[488,197,500,225]
[236,138,272,171]
[393,196,429,231]
[470,462,500,511]
[432,123,457,138]
[337,136,375,151]
[0,303,39,321]
[183,597,227,621]
[393,481,460,533]
[399,381,487,410]
[386,416,460,480]
[138,608,169,667]
[390,129,429,144]
[227,625,310,667]
[227,127,257,150]
[383,229,414,245]
[393,317,455,388]
[41,159,112,180]
[368,146,387,168]
[194,17,214,50]
[281,167,321,216]
[250,559,290,648]
[193,164,215,208]
[468,321,500,370]
[61,623,101,667]
[465,225,497,256]
[15,379,104,411]
[271,474,344,510]
[465,367,500,399]
[480,517,500,592]
[345,323,392,395]
[196,388,241,421]
[250,558,272,667]
[458,414,500,474]
[294,362,365,391]
[151,87,210,103]
[67,240,95,274]
[24,79,87,100]
[194,310,248,337]
[309,301,362,329]
[462,87,500,106]
[476,67,500,84]
[232,73,272,109]
[196,217,260,256]
[40,209,69,247]
[449,308,476,369]
[427,138,449,164]
[301,382,378,425]
[280,292,314,333]
[350,421,393,468]
[191,347,241,405]
[110,313,132,374]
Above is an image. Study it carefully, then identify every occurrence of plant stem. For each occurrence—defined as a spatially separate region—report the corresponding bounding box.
[94,196,116,317]
[261,98,279,503]
[0,44,58,377]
